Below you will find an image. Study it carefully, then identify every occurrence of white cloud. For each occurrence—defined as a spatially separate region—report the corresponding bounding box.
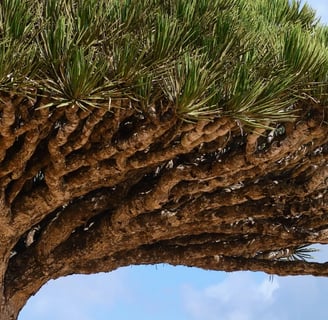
[258,278,279,301]
[182,272,279,320]
[182,269,328,320]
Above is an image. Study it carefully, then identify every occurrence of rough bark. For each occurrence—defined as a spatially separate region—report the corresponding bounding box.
[0,93,327,319]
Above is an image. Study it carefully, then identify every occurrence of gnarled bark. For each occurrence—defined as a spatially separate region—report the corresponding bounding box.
[0,94,327,319]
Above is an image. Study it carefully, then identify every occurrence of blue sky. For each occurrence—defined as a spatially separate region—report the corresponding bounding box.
[19,1,328,319]
[20,246,328,320]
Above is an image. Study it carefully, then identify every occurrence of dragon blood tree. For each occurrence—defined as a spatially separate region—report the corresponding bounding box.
[0,0,327,318]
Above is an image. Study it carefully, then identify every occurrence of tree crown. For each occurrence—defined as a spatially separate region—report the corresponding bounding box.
[1,0,327,125]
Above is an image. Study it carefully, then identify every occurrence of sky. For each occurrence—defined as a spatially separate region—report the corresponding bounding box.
[19,1,328,320]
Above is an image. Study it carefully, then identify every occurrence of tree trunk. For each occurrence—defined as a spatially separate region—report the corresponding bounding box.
[1,268,19,320]
[0,300,19,320]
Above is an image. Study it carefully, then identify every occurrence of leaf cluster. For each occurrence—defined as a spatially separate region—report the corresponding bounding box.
[0,0,327,125]
[281,245,319,262]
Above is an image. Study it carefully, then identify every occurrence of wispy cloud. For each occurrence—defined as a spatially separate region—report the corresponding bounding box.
[182,272,279,320]
[182,268,328,320]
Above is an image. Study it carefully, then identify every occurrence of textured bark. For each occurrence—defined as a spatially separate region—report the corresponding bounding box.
[0,93,327,319]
